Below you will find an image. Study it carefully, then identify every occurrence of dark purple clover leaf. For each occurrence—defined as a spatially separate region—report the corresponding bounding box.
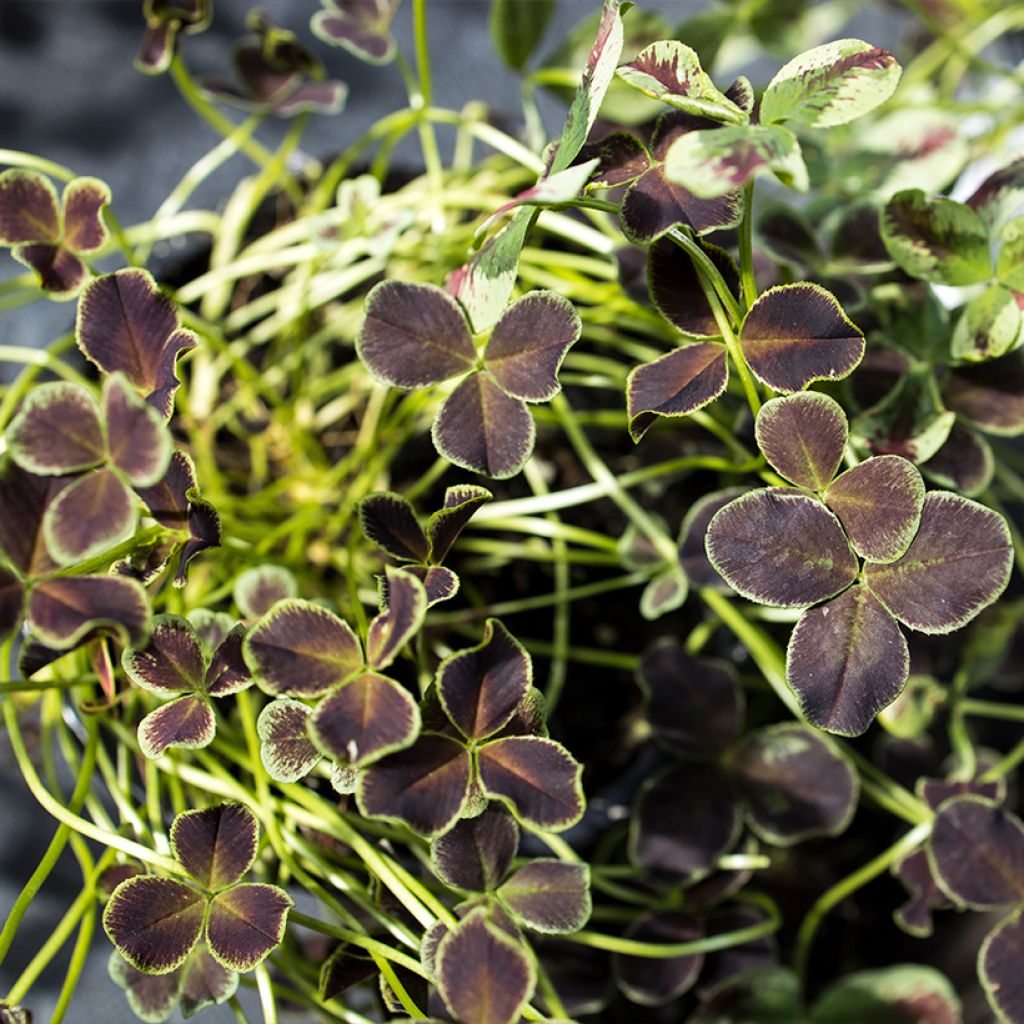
[477,736,584,831]
[615,912,704,1006]
[921,423,994,497]
[426,485,492,564]
[824,456,925,563]
[631,763,739,876]
[136,0,212,74]
[243,599,362,697]
[438,619,531,742]
[648,236,740,339]
[103,372,173,486]
[483,291,580,402]
[0,568,23,645]
[881,190,991,286]
[436,907,536,1024]
[76,269,199,420]
[0,459,71,577]
[203,626,251,696]
[927,796,1024,909]
[28,575,149,650]
[138,695,215,760]
[310,671,420,768]
[640,564,689,620]
[0,169,60,247]
[755,392,848,491]
[678,488,748,589]
[102,876,206,974]
[945,349,1024,436]
[61,177,111,255]
[405,565,461,607]
[6,382,104,476]
[892,849,951,938]
[980,909,1024,1024]
[358,492,430,562]
[257,698,321,783]
[358,732,473,837]
[205,883,293,973]
[319,945,377,1001]
[787,585,909,736]
[431,807,520,892]
[497,860,591,935]
[43,468,137,566]
[108,949,184,1022]
[578,131,651,188]
[311,0,399,65]
[918,775,1005,810]
[864,492,1012,633]
[810,964,961,1024]
[739,284,865,393]
[759,40,902,128]
[365,567,427,671]
[706,489,857,608]
[731,724,859,843]
[170,803,258,892]
[951,284,1022,363]
[233,565,298,620]
[638,639,743,758]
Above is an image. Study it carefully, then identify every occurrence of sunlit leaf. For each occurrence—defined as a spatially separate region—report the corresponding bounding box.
[426,485,492,564]
[432,807,519,892]
[648,236,739,339]
[810,964,962,1024]
[755,393,848,491]
[0,169,60,244]
[6,382,104,476]
[498,860,591,935]
[28,574,149,650]
[366,567,426,670]
[205,883,292,973]
[138,695,215,759]
[951,285,1022,363]
[358,492,430,562]
[257,698,321,783]
[61,176,110,254]
[615,912,704,1006]
[171,803,259,892]
[124,615,204,695]
[945,350,1024,436]
[980,908,1024,1024]
[310,0,398,65]
[968,157,1024,231]
[43,468,137,565]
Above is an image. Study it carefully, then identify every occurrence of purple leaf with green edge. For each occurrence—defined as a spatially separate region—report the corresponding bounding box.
[484,292,581,403]
[825,456,925,564]
[952,283,1023,363]
[233,565,297,620]
[75,269,199,420]
[578,132,651,188]
[399,565,459,607]
[310,671,420,768]
[205,883,292,973]
[256,698,321,783]
[626,343,729,441]
[426,485,492,564]
[102,374,172,487]
[732,723,859,843]
[124,615,204,695]
[980,909,1024,1024]
[477,736,583,831]
[431,807,520,892]
[497,861,591,935]
[136,18,178,75]
[630,763,740,876]
[179,945,238,1018]
[927,796,1024,908]
[945,350,1024,436]
[968,157,1024,230]
[108,949,183,1022]
[892,848,951,938]
[880,190,991,286]
[61,176,110,254]
[358,281,476,388]
[614,912,704,1006]
[0,459,72,576]
[810,965,961,1024]
[739,283,865,394]
[138,694,216,760]
[637,639,743,758]
[110,537,174,584]
[760,40,901,128]
[678,488,748,590]
[311,0,398,65]
[28,574,149,650]
[0,568,23,644]
[787,585,908,736]
[203,626,251,697]
[757,203,822,267]
[0,169,60,244]
[243,599,362,697]
[918,776,1005,810]
[616,41,746,124]
[171,803,259,893]
[42,468,137,566]
[864,492,1012,634]
[921,423,994,498]
[639,564,688,620]
[438,619,531,742]
[649,236,740,339]
[103,876,206,974]
[432,371,535,480]
[755,393,849,491]
[499,687,547,739]
[366,567,427,671]
[706,489,858,608]
[189,610,236,653]
[357,492,430,562]
[176,497,221,587]
[12,243,87,298]
[319,945,377,1001]
[692,965,801,1022]
[436,908,536,1024]
[663,124,809,200]
[6,381,104,476]
[358,732,472,837]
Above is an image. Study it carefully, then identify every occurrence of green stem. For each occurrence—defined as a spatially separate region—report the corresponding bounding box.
[960,698,1024,723]
[738,181,757,311]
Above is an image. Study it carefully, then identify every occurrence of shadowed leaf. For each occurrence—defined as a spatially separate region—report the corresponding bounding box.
[0,459,70,576]
[233,566,297,621]
[13,243,86,297]
[358,493,429,562]
[892,849,951,938]
[579,131,650,187]
[980,909,1024,1024]
[706,489,857,608]
[810,964,961,1024]
[0,569,23,644]
[103,374,173,487]
[439,619,531,741]
[28,575,149,649]
[615,912,704,1006]
[755,393,848,490]
[179,945,238,1018]
[358,733,472,836]
[43,468,136,565]
[311,671,420,768]
[928,796,1024,908]
[103,876,205,974]
[124,615,204,695]
[366,568,426,670]
[311,0,398,64]
[491,0,556,71]
[206,883,292,973]
[498,860,591,934]
[0,169,60,244]
[921,424,994,498]
[648,236,739,339]
[477,736,583,831]
[108,950,182,1022]
[244,600,362,697]
[432,372,535,479]
[733,724,859,842]
[319,945,377,1001]
[138,695,215,760]
[640,565,688,620]
[692,965,801,1022]
[740,284,865,393]
[199,627,249,698]
[171,803,259,891]
[432,807,519,891]
[626,343,728,441]
[919,777,1004,809]
[426,485,493,563]
[257,698,320,783]
[787,586,909,735]
[6,382,104,475]
[864,492,1012,633]
[62,176,110,254]
[678,488,748,589]
[945,350,1024,436]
